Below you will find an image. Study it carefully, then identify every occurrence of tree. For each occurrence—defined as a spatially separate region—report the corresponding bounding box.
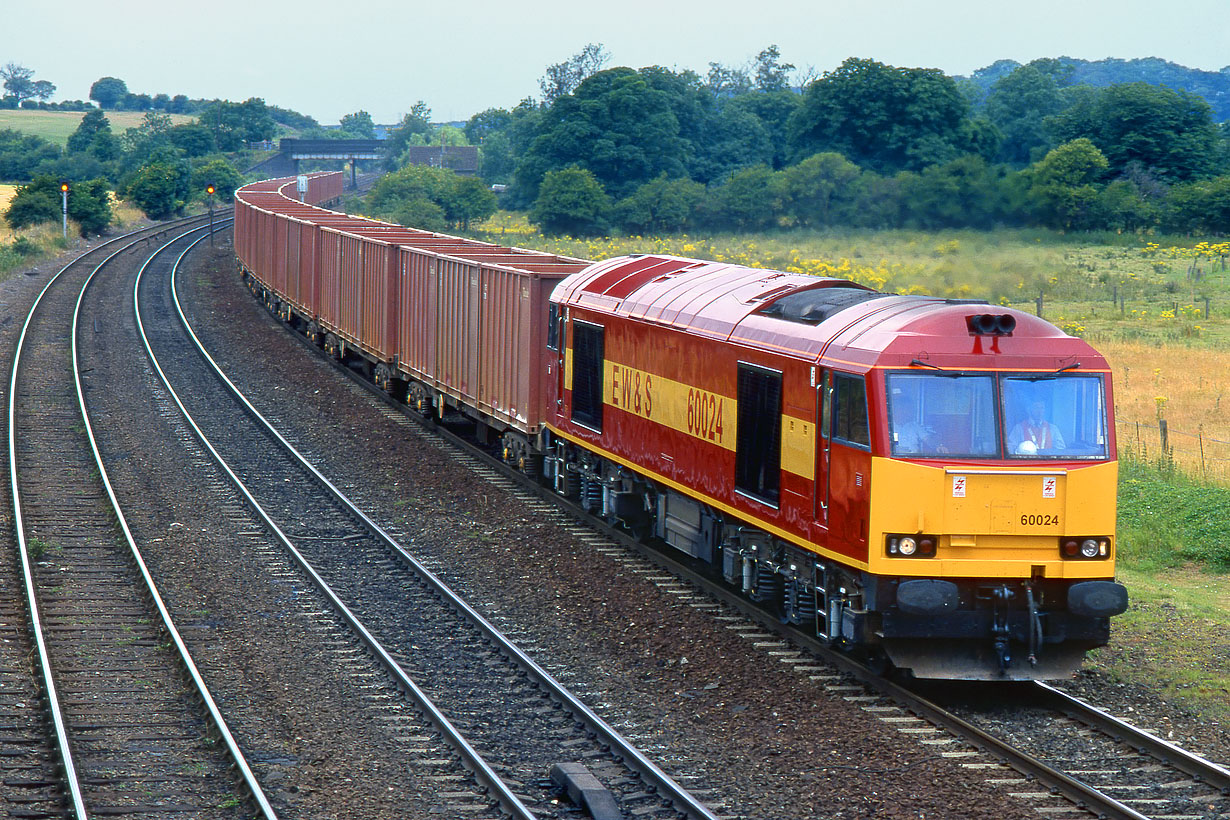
[517,68,686,202]
[67,110,112,154]
[464,108,513,144]
[65,178,113,235]
[119,112,175,171]
[787,57,974,172]
[899,155,1007,229]
[752,45,795,92]
[1047,82,1222,182]
[530,167,611,236]
[1,63,35,103]
[612,174,704,234]
[685,101,772,184]
[339,110,376,138]
[89,77,128,109]
[985,64,1065,164]
[705,62,752,97]
[1,63,37,105]
[394,199,447,232]
[1028,138,1109,229]
[124,156,191,220]
[449,176,497,229]
[709,165,783,230]
[383,101,433,170]
[780,152,861,227]
[197,98,275,151]
[169,123,216,157]
[726,90,801,170]
[190,158,244,203]
[1162,175,1230,234]
[539,43,611,105]
[3,177,59,229]
[0,129,61,179]
[364,164,494,230]
[31,80,55,102]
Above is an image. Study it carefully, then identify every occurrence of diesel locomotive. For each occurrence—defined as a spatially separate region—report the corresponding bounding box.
[234,173,1128,680]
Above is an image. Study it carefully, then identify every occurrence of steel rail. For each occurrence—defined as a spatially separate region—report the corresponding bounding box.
[547,504,1160,820]
[74,223,280,819]
[176,242,722,820]
[136,231,541,820]
[7,218,207,820]
[1034,681,1230,794]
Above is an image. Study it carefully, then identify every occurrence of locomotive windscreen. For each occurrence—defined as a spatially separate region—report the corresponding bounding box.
[759,285,891,324]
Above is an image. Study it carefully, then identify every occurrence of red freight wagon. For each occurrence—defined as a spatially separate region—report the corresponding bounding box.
[393,248,587,452]
[234,174,590,457]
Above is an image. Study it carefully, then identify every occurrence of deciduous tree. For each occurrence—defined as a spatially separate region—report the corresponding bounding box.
[1046,82,1221,181]
[787,57,973,173]
[530,167,610,236]
[1,63,41,105]
[89,77,128,109]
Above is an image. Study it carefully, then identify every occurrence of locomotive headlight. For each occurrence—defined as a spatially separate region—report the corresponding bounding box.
[1060,537,1111,559]
[898,536,918,556]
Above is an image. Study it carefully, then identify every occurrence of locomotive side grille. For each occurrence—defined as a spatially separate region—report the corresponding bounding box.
[571,321,605,431]
[735,364,783,506]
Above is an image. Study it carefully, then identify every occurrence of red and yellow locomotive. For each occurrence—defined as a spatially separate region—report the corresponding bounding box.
[542,254,1127,680]
[233,175,1127,680]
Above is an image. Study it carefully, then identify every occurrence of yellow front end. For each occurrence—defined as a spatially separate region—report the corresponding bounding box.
[868,457,1118,579]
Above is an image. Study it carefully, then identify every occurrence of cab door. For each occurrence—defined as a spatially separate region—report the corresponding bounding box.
[814,367,831,526]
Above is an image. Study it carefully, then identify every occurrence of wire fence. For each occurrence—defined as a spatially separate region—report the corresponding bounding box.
[1117,420,1230,484]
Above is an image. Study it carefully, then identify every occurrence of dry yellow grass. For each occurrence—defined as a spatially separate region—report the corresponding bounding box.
[0,184,14,242]
[1101,341,1230,480]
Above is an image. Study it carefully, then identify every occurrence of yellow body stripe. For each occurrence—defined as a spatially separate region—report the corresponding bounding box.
[549,425,869,571]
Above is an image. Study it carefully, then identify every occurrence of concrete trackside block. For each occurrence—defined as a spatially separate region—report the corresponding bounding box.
[549,762,621,820]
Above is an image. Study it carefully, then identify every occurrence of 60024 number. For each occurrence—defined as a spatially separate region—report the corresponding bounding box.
[1020,514,1059,526]
[686,388,724,443]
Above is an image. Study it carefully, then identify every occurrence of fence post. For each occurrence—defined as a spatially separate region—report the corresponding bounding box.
[1199,431,1206,477]
[1036,291,1044,318]
[1159,418,1169,457]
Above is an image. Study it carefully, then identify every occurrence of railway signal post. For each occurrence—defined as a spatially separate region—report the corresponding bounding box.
[206,184,216,246]
[60,181,68,239]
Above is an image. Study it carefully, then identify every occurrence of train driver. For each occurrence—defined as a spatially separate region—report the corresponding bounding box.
[1008,400,1066,455]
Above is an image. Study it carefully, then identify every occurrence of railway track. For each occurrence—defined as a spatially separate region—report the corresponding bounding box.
[6,216,274,819]
[121,223,724,819]
[219,239,1230,820]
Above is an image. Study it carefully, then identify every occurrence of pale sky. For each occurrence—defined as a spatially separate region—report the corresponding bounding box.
[4,0,1228,125]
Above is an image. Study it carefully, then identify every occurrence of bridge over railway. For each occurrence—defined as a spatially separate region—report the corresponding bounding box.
[247,139,479,187]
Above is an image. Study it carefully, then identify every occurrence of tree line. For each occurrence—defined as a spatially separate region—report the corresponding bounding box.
[0,100,274,235]
[433,49,1230,236]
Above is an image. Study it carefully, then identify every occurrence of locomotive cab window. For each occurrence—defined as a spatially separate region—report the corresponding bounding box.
[570,320,604,431]
[831,373,870,449]
[1003,374,1108,458]
[735,364,782,506]
[887,373,998,458]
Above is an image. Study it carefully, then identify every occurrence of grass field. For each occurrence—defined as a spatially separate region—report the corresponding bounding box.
[0,110,194,145]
